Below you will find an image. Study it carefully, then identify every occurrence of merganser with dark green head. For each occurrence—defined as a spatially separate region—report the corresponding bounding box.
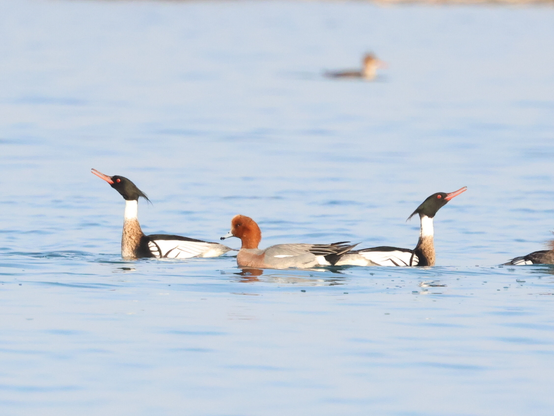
[92,168,233,260]
[336,187,467,267]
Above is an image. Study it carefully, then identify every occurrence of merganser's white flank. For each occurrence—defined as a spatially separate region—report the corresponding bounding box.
[92,168,233,260]
[336,187,467,267]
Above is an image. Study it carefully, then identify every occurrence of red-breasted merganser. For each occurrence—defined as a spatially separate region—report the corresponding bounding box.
[505,241,554,265]
[325,53,386,80]
[220,214,356,269]
[92,168,233,260]
[336,187,467,267]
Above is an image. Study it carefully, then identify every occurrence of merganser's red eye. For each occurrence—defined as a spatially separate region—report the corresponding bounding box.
[116,178,121,183]
[437,195,442,199]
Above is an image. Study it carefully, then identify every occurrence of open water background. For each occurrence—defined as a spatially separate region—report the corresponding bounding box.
[1,0,554,415]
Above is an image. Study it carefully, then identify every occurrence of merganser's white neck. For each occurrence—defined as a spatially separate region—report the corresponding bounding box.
[124,200,138,220]
[121,200,143,260]
[420,215,434,238]
[415,215,436,266]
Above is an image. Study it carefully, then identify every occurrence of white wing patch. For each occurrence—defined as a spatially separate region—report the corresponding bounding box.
[359,250,418,267]
[274,255,294,258]
[509,257,533,266]
[315,255,332,266]
[148,239,222,259]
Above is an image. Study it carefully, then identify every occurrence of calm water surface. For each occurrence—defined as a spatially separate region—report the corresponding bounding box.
[1,0,554,415]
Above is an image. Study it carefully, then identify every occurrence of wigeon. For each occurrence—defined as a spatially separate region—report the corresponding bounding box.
[221,214,356,269]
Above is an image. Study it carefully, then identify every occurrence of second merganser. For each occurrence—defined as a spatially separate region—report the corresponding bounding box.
[220,214,356,269]
[92,168,233,260]
[336,187,467,267]
[505,243,554,265]
[325,53,386,81]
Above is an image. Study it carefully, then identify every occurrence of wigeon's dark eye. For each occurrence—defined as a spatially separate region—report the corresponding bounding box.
[116,178,121,183]
[437,195,442,199]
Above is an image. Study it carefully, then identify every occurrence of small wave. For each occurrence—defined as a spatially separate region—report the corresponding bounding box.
[7,251,95,260]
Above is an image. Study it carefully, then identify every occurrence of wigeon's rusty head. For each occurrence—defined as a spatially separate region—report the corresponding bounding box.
[221,215,262,249]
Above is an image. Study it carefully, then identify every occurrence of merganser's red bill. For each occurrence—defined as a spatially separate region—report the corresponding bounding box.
[91,168,114,185]
[445,186,467,201]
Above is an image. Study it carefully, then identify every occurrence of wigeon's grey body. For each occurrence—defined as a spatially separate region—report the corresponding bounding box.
[336,187,467,267]
[92,168,233,260]
[221,215,356,270]
[326,53,385,80]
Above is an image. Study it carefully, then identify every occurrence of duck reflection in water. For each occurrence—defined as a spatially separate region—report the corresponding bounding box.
[234,267,346,286]
[235,267,264,282]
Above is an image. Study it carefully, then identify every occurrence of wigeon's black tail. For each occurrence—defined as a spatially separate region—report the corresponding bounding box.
[310,241,359,266]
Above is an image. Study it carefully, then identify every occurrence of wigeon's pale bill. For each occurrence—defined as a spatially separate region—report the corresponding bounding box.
[220,214,357,270]
[336,187,467,267]
[92,168,233,260]
[505,240,554,265]
[325,53,386,80]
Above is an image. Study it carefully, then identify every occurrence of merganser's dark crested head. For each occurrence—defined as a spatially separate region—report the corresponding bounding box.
[407,186,467,220]
[91,168,149,202]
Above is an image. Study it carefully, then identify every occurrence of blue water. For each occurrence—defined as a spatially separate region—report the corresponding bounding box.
[1,0,554,415]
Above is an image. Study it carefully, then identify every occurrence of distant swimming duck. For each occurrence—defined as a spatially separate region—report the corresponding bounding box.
[336,187,467,267]
[505,241,554,265]
[220,214,356,270]
[325,53,385,80]
[92,168,232,260]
